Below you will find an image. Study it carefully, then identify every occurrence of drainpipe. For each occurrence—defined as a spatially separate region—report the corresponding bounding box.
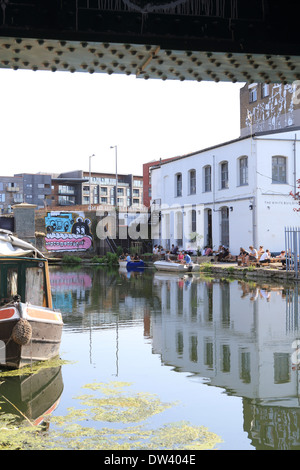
[294,134,297,194]
[213,155,217,212]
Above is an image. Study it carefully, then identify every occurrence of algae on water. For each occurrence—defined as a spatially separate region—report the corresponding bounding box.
[0,380,223,450]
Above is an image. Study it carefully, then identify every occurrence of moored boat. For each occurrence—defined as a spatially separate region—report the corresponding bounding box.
[118,259,128,269]
[0,229,63,369]
[154,260,200,272]
[126,260,145,271]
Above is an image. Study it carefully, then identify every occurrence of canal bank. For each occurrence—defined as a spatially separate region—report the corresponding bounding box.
[45,252,298,283]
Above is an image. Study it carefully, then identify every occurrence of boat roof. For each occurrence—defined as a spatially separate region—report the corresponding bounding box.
[0,229,45,259]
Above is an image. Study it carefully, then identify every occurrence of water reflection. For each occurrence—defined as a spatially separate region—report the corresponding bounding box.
[50,266,300,450]
[0,366,63,427]
[152,272,300,450]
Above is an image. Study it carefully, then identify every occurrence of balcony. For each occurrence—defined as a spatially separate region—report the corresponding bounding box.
[6,186,20,192]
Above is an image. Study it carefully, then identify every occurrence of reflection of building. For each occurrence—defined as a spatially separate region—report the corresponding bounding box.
[152,273,300,449]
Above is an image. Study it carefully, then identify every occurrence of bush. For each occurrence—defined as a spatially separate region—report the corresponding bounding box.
[62,255,82,265]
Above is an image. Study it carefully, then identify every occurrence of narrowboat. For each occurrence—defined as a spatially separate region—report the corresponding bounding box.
[0,230,63,369]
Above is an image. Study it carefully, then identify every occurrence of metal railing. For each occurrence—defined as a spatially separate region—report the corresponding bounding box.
[285,227,300,278]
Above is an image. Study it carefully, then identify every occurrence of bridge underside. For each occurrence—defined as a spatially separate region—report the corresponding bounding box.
[0,1,299,83]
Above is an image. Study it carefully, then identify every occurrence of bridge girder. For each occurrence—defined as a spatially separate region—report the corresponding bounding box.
[0,1,298,83]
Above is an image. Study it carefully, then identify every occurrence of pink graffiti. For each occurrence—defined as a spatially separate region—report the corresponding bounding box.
[45,234,92,252]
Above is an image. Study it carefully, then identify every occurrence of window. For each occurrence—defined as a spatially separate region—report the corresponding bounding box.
[221,207,229,247]
[249,87,257,103]
[239,156,248,186]
[262,83,269,98]
[175,173,182,197]
[220,162,228,189]
[189,169,196,195]
[191,209,197,234]
[133,189,139,196]
[58,195,75,205]
[0,194,5,202]
[204,166,211,192]
[272,156,287,183]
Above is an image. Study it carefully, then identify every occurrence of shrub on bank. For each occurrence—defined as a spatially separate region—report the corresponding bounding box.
[62,255,82,265]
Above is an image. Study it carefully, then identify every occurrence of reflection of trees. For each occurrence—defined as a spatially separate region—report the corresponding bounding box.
[90,267,160,314]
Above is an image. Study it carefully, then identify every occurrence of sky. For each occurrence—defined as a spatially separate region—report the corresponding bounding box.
[0,68,244,177]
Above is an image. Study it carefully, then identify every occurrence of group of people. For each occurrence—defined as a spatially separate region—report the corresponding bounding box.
[152,244,180,256]
[238,245,286,267]
[165,250,193,265]
[120,252,141,262]
[153,244,193,265]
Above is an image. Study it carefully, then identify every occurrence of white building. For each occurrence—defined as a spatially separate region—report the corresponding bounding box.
[150,127,300,255]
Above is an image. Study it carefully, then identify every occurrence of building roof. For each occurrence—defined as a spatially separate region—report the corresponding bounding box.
[150,125,300,169]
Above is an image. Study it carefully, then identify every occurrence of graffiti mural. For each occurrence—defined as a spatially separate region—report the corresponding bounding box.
[45,211,92,252]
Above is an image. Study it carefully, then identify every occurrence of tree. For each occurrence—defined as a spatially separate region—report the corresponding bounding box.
[290,178,300,211]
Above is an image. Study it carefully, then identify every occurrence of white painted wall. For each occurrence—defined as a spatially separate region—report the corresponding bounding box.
[151,129,300,254]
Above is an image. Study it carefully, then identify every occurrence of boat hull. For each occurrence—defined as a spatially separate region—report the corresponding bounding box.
[154,261,200,272]
[126,260,145,271]
[0,304,63,369]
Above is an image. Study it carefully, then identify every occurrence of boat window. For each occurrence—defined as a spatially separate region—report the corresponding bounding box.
[7,268,18,298]
[26,267,45,306]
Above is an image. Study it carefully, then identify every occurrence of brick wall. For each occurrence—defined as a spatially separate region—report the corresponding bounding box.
[240,83,300,136]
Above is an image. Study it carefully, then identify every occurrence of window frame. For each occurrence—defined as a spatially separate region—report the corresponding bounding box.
[175,173,182,197]
[204,165,211,192]
[272,156,287,184]
[189,169,196,195]
[220,161,229,189]
[239,156,248,186]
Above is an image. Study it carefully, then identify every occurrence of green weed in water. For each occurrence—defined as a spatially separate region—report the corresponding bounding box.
[0,379,223,450]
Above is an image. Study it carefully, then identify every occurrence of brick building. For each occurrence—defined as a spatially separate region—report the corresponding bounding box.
[240,82,300,137]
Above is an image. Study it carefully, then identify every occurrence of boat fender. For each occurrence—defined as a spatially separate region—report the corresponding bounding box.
[12,319,32,346]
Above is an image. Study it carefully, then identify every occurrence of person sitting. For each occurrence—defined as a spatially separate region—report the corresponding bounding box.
[177,251,184,263]
[257,245,264,258]
[217,246,229,261]
[171,244,178,255]
[245,246,258,266]
[276,250,286,266]
[165,250,173,262]
[153,244,159,254]
[133,253,140,261]
[205,247,213,256]
[259,249,271,264]
[237,247,248,265]
[126,254,131,262]
[184,251,193,265]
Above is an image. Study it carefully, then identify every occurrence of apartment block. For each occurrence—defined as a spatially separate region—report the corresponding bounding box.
[0,176,23,214]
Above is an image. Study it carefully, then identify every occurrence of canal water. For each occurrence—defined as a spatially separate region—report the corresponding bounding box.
[1,265,300,450]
